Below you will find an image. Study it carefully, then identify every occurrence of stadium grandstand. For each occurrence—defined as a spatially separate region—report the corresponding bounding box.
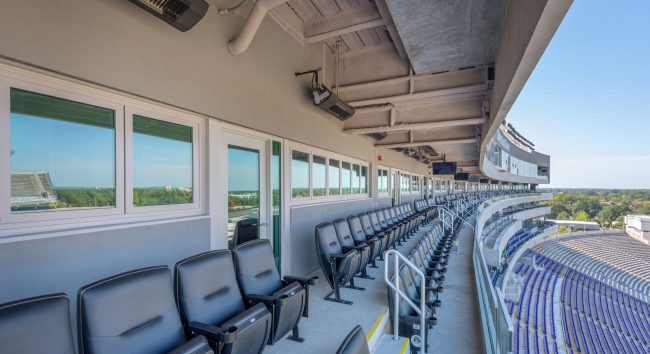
[4,2,648,354]
[10,172,58,211]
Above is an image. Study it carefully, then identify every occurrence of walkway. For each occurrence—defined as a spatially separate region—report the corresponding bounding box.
[427,216,484,353]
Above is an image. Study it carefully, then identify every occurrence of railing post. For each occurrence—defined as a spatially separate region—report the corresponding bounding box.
[393,252,399,340]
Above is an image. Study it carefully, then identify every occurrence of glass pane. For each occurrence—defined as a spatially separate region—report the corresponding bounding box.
[360,166,367,194]
[10,88,116,212]
[382,170,388,193]
[291,151,309,198]
[341,162,351,194]
[328,159,340,195]
[133,115,193,206]
[272,141,281,271]
[312,155,326,197]
[228,146,260,241]
[352,164,360,194]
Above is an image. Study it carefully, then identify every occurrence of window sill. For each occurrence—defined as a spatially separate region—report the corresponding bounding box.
[0,212,208,243]
[290,194,371,208]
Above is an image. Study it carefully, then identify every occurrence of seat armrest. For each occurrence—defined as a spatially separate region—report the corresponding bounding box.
[247,293,281,306]
[284,275,319,286]
[188,322,237,344]
[330,249,357,261]
[353,240,369,247]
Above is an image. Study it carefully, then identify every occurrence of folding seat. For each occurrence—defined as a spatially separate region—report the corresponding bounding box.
[335,325,370,354]
[398,262,440,310]
[384,209,406,244]
[77,266,213,354]
[414,245,445,282]
[175,250,272,354]
[0,293,75,354]
[359,213,390,256]
[376,211,400,247]
[315,222,363,305]
[367,211,395,251]
[408,253,443,293]
[233,240,317,343]
[333,218,373,279]
[386,271,435,354]
[231,218,259,248]
[348,215,382,268]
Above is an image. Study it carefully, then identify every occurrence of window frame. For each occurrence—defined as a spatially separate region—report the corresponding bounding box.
[290,149,311,199]
[0,68,206,233]
[125,105,202,215]
[0,76,126,226]
[287,142,370,205]
[377,166,390,196]
[311,154,327,198]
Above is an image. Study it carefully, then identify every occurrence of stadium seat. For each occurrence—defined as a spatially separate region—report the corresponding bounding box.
[315,222,363,305]
[77,266,213,354]
[232,239,317,344]
[333,218,372,280]
[174,250,272,354]
[347,215,382,268]
[0,293,75,354]
[335,325,370,354]
[231,218,259,248]
[358,212,389,260]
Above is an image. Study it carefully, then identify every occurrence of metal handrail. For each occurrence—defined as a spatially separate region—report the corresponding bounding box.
[384,249,427,353]
[439,205,475,231]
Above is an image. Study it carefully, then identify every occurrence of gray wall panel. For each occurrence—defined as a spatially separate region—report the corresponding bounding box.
[0,218,210,328]
[289,199,376,275]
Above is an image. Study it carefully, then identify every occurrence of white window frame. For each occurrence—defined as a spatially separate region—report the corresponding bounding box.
[311,153,328,199]
[377,166,390,196]
[0,75,126,227]
[125,105,203,215]
[0,65,206,234]
[287,141,370,205]
[290,149,311,199]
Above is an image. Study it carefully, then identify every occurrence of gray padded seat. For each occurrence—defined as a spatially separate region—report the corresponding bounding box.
[333,218,371,280]
[358,213,388,257]
[233,239,316,344]
[335,325,370,354]
[77,266,213,354]
[175,250,272,354]
[0,293,75,354]
[348,215,381,268]
[315,222,363,305]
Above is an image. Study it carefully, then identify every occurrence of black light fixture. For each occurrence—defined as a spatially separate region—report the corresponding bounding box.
[129,0,209,32]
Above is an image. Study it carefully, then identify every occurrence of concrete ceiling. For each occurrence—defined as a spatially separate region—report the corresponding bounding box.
[383,0,507,74]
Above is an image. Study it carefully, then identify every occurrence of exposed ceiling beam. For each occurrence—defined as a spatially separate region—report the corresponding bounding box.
[348,84,488,107]
[303,3,383,43]
[338,66,483,93]
[353,104,393,114]
[374,0,408,59]
[375,137,478,149]
[343,117,486,135]
[304,18,385,43]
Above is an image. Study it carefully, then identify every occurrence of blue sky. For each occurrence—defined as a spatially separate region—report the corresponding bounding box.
[12,113,193,188]
[506,0,650,189]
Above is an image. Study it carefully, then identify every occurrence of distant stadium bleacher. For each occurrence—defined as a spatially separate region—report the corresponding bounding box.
[10,172,58,210]
[505,234,650,354]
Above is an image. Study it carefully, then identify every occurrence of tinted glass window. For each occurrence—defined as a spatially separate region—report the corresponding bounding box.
[292,151,309,198]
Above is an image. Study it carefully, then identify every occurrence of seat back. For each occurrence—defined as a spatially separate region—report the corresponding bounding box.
[0,293,75,354]
[382,209,394,225]
[333,218,356,248]
[232,240,283,297]
[233,218,259,247]
[369,212,385,232]
[77,266,187,354]
[358,213,376,237]
[347,216,368,243]
[336,325,370,354]
[175,250,246,326]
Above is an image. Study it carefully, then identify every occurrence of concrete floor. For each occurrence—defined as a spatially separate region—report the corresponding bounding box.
[427,216,485,354]
[266,221,436,354]
[265,218,485,354]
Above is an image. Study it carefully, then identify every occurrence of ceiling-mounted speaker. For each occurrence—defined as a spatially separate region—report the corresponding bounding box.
[129,0,209,32]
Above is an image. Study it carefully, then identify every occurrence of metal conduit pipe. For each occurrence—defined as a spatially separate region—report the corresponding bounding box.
[228,0,289,55]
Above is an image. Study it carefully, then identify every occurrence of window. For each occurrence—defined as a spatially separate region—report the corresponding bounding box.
[328,159,340,195]
[378,168,389,194]
[360,166,367,194]
[291,151,310,198]
[132,115,193,206]
[352,164,361,194]
[411,175,420,192]
[341,162,351,194]
[10,88,116,212]
[312,155,326,197]
[401,174,410,192]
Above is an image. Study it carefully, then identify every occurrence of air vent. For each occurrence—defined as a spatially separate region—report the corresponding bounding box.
[129,0,209,32]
